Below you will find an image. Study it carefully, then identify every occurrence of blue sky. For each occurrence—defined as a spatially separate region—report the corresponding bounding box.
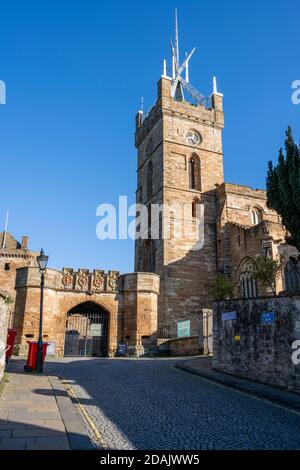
[0,0,299,273]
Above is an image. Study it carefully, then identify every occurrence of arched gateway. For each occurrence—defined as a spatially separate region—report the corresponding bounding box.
[14,267,159,357]
[64,302,108,357]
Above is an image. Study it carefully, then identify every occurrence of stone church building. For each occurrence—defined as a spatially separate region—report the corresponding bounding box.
[134,53,299,342]
[1,16,299,358]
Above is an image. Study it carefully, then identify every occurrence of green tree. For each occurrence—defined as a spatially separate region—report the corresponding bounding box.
[210,274,234,301]
[251,256,283,296]
[266,127,300,251]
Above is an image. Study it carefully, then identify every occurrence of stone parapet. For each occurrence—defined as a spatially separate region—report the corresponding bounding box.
[16,267,120,294]
[120,272,160,294]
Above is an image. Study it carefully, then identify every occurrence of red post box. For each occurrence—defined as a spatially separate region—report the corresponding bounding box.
[24,341,48,372]
[6,329,17,362]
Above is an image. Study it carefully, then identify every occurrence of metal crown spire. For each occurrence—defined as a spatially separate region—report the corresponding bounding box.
[160,10,214,108]
[168,9,208,106]
[174,8,180,65]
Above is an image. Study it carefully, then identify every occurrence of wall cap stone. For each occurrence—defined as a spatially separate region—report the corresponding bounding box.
[121,272,160,294]
[213,294,300,305]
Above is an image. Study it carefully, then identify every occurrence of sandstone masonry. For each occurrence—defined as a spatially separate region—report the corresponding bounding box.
[13,265,159,357]
[0,232,38,327]
[134,75,297,350]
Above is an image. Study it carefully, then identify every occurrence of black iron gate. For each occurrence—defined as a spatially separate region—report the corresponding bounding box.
[64,307,108,357]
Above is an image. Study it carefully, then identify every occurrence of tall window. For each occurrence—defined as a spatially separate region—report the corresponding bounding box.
[241,275,258,299]
[189,157,196,189]
[147,161,153,200]
[188,154,201,191]
[251,208,263,225]
[284,259,300,292]
[238,259,259,298]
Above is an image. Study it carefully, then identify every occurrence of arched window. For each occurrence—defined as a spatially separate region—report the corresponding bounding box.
[188,154,201,191]
[251,208,263,225]
[189,157,196,189]
[284,259,300,292]
[147,161,153,200]
[238,259,259,299]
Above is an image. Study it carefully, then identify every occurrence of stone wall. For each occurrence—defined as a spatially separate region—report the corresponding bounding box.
[13,267,160,357]
[168,336,201,357]
[0,232,38,329]
[213,296,300,392]
[0,291,10,383]
[215,183,288,296]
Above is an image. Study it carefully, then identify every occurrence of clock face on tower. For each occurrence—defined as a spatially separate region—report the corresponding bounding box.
[185,130,202,146]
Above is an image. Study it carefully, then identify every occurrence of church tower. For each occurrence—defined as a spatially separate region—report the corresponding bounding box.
[135,11,224,340]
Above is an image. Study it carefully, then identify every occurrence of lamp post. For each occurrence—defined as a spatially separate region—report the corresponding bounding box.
[36,248,49,373]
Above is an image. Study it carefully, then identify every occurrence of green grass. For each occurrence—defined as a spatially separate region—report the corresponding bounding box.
[0,371,9,397]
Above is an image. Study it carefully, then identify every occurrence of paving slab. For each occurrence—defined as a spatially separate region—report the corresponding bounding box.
[8,411,62,420]
[0,359,94,450]
[12,428,64,438]
[0,360,71,449]
[0,423,27,430]
[0,411,9,420]
[43,419,66,431]
[27,436,71,450]
[0,437,35,450]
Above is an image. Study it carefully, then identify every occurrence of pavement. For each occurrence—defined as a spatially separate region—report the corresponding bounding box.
[0,359,93,450]
[176,356,300,413]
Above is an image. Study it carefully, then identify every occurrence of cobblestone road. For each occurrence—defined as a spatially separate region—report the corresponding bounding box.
[46,358,300,450]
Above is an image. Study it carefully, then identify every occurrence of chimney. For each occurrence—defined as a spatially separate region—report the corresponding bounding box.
[21,236,28,250]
